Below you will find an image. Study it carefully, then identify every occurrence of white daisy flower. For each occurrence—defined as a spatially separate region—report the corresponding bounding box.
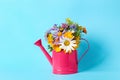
[59,37,77,53]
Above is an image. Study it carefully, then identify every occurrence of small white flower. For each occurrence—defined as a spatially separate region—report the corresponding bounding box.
[59,37,77,53]
[71,30,75,33]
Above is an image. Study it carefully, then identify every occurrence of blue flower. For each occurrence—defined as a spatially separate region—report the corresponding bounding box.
[70,24,76,29]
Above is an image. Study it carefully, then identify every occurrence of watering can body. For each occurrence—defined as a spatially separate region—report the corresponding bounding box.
[34,39,89,74]
[52,50,78,74]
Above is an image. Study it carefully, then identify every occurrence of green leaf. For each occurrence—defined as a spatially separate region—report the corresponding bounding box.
[48,45,53,52]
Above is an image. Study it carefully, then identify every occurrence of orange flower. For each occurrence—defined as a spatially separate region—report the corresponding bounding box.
[83,27,87,34]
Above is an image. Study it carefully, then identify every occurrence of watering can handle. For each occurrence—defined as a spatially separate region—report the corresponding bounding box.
[78,38,90,63]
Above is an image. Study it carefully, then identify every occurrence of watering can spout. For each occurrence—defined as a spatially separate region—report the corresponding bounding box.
[34,39,52,65]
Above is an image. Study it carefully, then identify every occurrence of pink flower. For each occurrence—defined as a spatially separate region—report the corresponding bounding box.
[61,23,68,28]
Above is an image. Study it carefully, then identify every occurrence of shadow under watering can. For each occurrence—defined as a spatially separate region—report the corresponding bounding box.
[34,38,89,74]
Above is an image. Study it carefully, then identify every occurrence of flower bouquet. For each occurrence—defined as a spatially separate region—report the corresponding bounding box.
[35,18,89,74]
[45,18,87,53]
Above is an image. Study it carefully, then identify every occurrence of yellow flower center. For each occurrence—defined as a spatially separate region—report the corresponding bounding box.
[64,40,70,46]
[57,32,62,37]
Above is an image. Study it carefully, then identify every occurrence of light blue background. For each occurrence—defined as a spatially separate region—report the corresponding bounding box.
[0,0,120,80]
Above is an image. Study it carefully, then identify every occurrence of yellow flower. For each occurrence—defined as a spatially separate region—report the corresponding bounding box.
[64,31,73,39]
[66,18,71,23]
[66,18,73,25]
[47,34,53,46]
[53,45,61,52]
[76,36,80,42]
[74,36,80,49]
[48,33,52,38]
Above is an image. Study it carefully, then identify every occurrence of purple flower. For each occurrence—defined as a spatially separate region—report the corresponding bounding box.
[70,24,76,30]
[50,24,58,31]
[70,24,76,31]
[53,24,57,27]
[45,24,59,40]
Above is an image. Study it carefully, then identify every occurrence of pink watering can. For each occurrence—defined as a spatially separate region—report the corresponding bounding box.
[34,38,89,74]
